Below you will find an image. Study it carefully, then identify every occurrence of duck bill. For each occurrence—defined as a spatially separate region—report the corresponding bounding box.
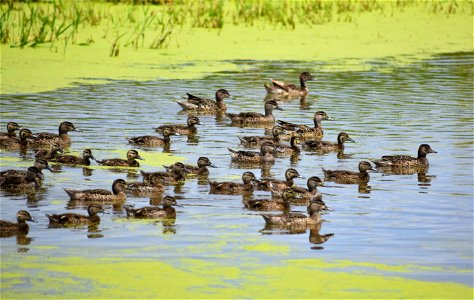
[275,107,284,111]
[347,138,355,142]
[209,163,217,168]
[29,217,38,223]
[137,156,145,161]
[430,149,438,153]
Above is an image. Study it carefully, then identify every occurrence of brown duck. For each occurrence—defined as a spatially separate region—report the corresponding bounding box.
[124,196,181,219]
[126,173,165,195]
[228,141,279,163]
[277,111,331,139]
[140,162,186,185]
[0,210,37,236]
[35,141,64,160]
[54,149,95,166]
[176,89,231,111]
[64,179,127,203]
[244,189,293,211]
[154,116,202,135]
[0,128,35,149]
[0,122,21,139]
[238,125,285,147]
[28,121,79,148]
[96,150,144,167]
[373,144,437,168]
[256,168,304,192]
[260,200,324,228]
[304,132,355,151]
[264,72,314,97]
[46,204,105,226]
[164,157,216,178]
[226,100,283,125]
[323,161,376,184]
[209,171,257,195]
[127,127,179,147]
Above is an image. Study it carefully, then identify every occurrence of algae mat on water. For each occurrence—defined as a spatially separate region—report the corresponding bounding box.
[1,254,473,298]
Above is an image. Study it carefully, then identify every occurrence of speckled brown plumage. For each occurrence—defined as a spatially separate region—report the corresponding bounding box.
[226,100,283,124]
[0,128,34,149]
[27,121,79,148]
[264,72,314,97]
[0,210,36,236]
[127,127,179,147]
[64,179,127,202]
[96,150,143,167]
[124,196,180,219]
[154,116,201,135]
[209,172,257,195]
[373,144,437,168]
[323,161,375,184]
[46,204,104,226]
[176,89,231,111]
[228,142,278,163]
[54,149,95,166]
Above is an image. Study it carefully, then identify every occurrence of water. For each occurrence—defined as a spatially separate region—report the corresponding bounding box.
[1,52,473,291]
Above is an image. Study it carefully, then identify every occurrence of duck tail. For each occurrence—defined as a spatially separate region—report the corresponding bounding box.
[261,214,272,223]
[63,188,76,199]
[45,214,60,223]
[264,83,273,93]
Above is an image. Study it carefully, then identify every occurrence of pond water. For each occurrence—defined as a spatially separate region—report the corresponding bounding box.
[1,52,473,296]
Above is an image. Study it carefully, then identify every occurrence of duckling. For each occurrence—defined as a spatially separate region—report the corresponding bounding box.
[164,157,216,178]
[0,210,37,236]
[54,149,95,166]
[244,189,293,211]
[154,116,202,135]
[96,150,144,167]
[0,159,53,188]
[124,196,181,219]
[0,128,35,149]
[176,89,231,111]
[0,122,21,139]
[260,200,324,228]
[277,111,331,139]
[228,142,279,163]
[283,176,325,201]
[373,144,437,168]
[238,126,285,147]
[64,179,127,203]
[140,162,186,185]
[304,132,354,151]
[276,135,301,156]
[126,173,165,195]
[126,127,179,147]
[322,161,376,184]
[35,141,64,160]
[28,121,79,148]
[46,204,105,226]
[256,168,304,192]
[264,72,314,97]
[226,100,284,125]
[209,171,257,195]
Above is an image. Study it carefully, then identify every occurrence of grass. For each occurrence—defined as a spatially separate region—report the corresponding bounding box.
[1,0,472,54]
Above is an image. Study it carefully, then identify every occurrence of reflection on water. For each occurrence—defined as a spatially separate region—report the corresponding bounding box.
[0,53,473,287]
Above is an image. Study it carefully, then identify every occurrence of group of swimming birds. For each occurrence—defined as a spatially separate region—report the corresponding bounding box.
[0,72,437,239]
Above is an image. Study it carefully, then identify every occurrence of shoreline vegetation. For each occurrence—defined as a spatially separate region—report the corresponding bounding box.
[0,0,472,94]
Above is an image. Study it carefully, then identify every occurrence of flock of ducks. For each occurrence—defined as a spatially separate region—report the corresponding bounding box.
[0,72,437,243]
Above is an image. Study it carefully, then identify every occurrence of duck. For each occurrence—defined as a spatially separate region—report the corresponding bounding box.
[322,161,376,184]
[226,100,283,125]
[0,159,53,189]
[277,111,331,139]
[164,157,216,178]
[124,196,181,219]
[0,128,35,149]
[35,141,64,160]
[0,210,37,236]
[260,200,324,228]
[46,204,105,226]
[228,141,279,163]
[373,144,437,168]
[54,149,95,166]
[27,121,79,148]
[0,122,21,139]
[176,89,231,111]
[96,150,144,167]
[140,162,186,185]
[64,178,127,202]
[256,168,304,192]
[126,127,179,147]
[304,132,355,151]
[126,173,165,195]
[276,135,301,156]
[244,189,293,211]
[282,176,325,201]
[154,116,202,135]
[238,126,285,147]
[209,171,257,195]
[264,72,314,97]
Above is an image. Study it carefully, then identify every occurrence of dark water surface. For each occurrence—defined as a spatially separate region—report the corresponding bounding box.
[1,53,473,289]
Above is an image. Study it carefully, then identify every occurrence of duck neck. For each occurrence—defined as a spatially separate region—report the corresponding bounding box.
[89,215,100,223]
[300,77,307,89]
[112,185,124,195]
[264,106,274,117]
[313,118,322,129]
[163,206,176,218]
[18,222,29,233]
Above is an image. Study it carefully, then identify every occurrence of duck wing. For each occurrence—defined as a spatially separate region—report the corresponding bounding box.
[277,120,301,131]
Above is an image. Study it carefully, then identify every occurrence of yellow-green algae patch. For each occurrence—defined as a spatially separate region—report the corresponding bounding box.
[1,2,472,95]
[1,255,472,299]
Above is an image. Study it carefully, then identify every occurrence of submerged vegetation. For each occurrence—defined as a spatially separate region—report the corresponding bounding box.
[0,0,471,54]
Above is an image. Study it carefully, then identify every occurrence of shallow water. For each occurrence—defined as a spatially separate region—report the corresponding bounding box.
[1,52,473,296]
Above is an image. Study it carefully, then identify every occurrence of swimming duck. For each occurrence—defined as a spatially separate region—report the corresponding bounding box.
[126,127,179,147]
[0,210,37,236]
[304,132,355,151]
[228,142,279,163]
[0,159,53,188]
[0,122,21,139]
[140,162,186,185]
[260,200,324,228]
[124,196,181,219]
[164,157,216,178]
[96,150,144,167]
[277,111,331,139]
[264,72,314,97]
[244,189,293,211]
[322,161,376,184]
[276,135,301,156]
[176,89,231,111]
[28,121,79,148]
[257,168,304,192]
[282,176,325,201]
[238,126,285,147]
[373,144,437,168]
[46,204,105,226]
[35,141,64,160]
[0,128,35,149]
[209,171,257,195]
[126,173,165,195]
[64,178,127,203]
[154,116,202,135]
[226,100,283,125]
[54,149,95,166]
